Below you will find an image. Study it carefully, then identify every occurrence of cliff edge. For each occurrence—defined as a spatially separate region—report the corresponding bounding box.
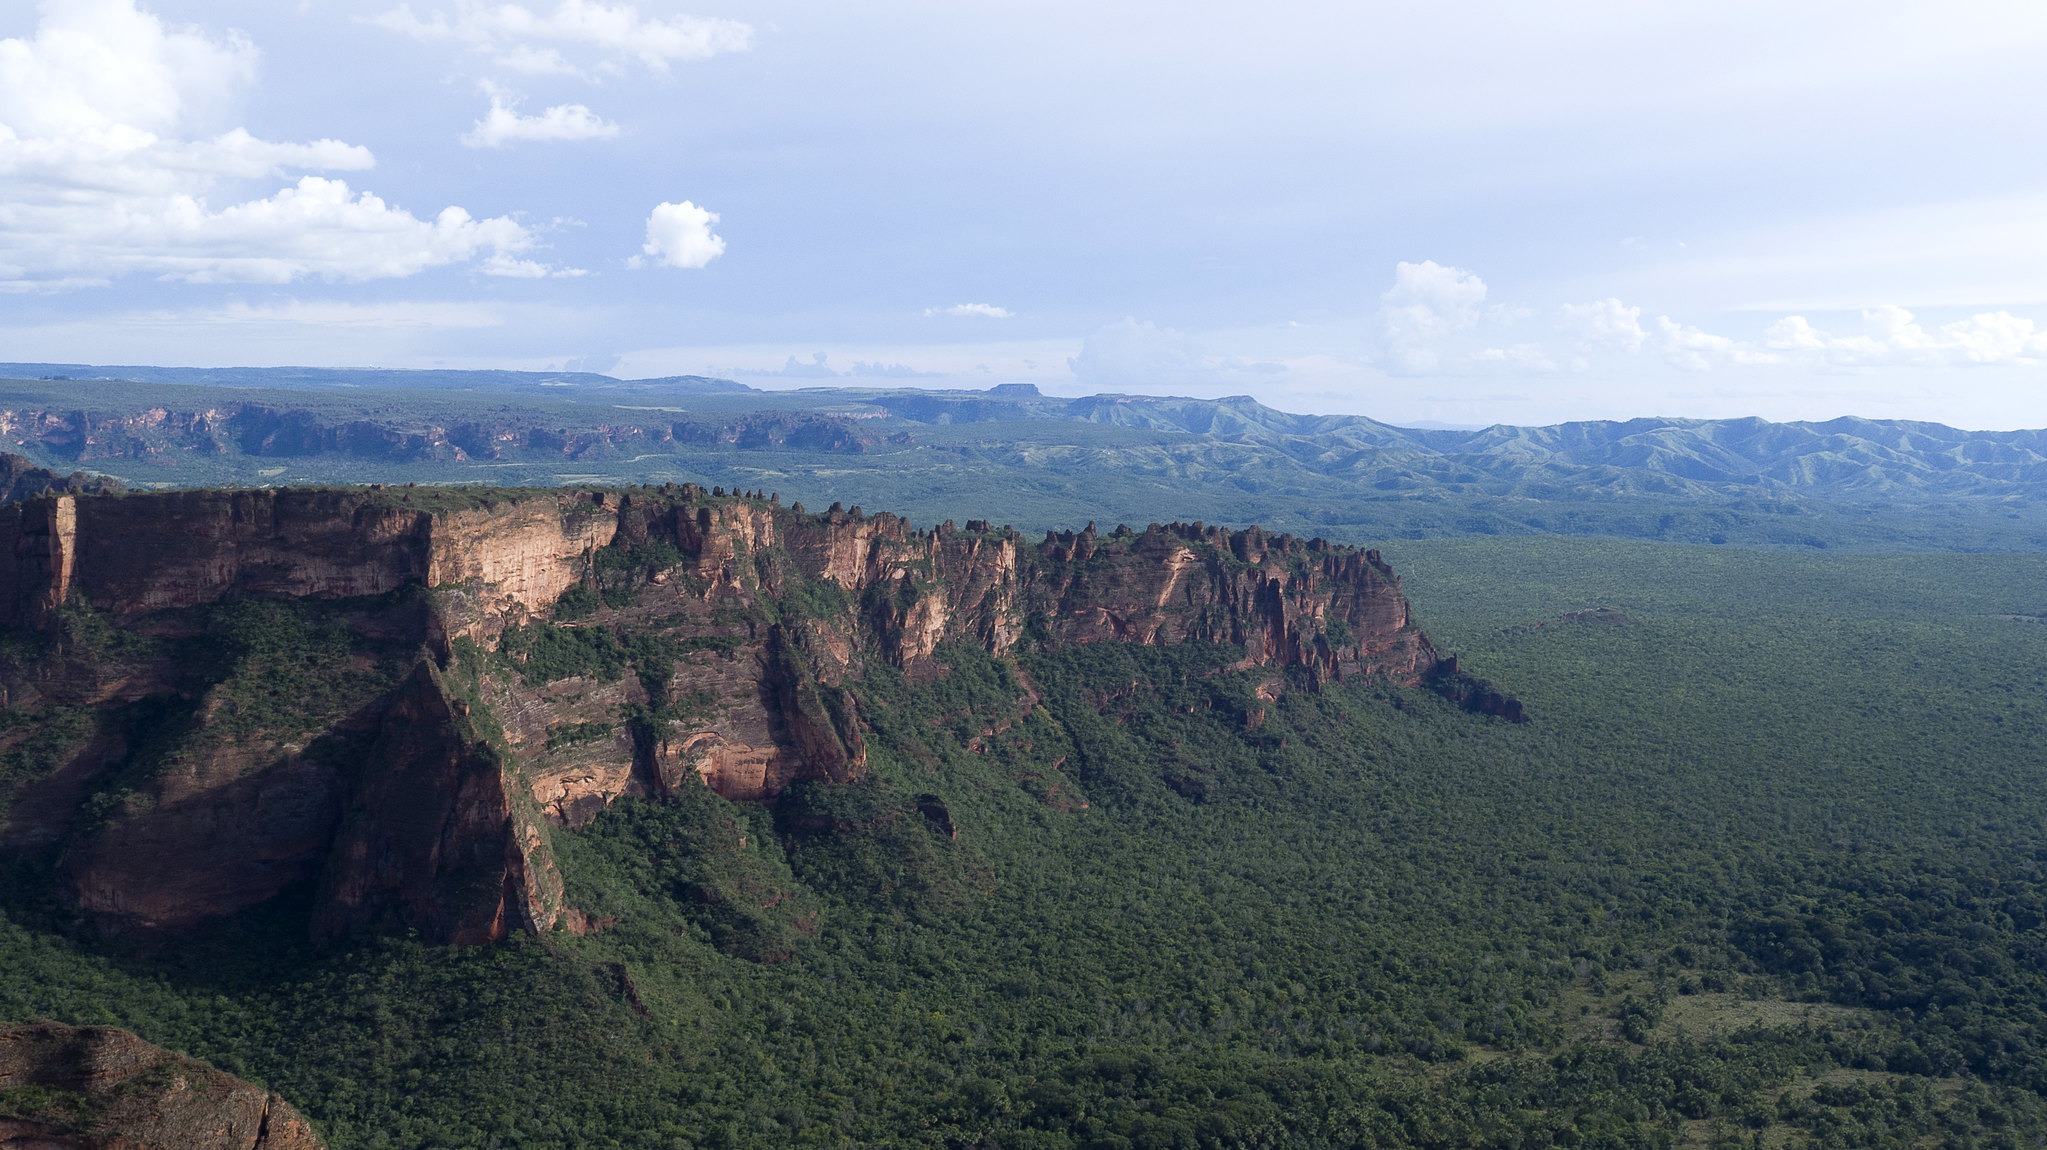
[0,484,1511,946]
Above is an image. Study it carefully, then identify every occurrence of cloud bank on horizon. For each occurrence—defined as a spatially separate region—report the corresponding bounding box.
[2,0,2045,428]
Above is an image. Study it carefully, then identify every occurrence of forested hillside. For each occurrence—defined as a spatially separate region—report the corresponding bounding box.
[4,525,2045,1148]
[6,369,2047,550]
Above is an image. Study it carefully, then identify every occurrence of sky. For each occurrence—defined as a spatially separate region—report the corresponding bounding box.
[3,0,2046,428]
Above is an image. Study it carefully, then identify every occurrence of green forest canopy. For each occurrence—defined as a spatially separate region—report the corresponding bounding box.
[2,535,2045,1147]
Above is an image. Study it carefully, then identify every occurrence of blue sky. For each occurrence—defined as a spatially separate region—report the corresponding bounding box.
[4,0,2046,427]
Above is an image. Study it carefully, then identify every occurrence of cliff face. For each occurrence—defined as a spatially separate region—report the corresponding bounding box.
[0,488,612,631]
[0,1021,324,1149]
[0,485,1466,946]
[313,660,563,942]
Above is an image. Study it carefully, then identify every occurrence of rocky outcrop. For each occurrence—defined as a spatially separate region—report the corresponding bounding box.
[767,511,1434,684]
[0,484,1497,947]
[490,498,1441,821]
[1426,656,1531,724]
[0,485,1428,684]
[0,488,613,632]
[0,453,119,505]
[0,1021,323,1149]
[63,736,354,932]
[313,660,561,943]
[1019,521,1431,685]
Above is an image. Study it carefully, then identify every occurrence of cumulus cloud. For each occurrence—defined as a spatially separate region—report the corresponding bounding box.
[373,0,752,75]
[462,85,618,147]
[0,0,541,287]
[1762,307,2047,367]
[148,176,536,283]
[1552,298,2047,371]
[1559,297,1647,354]
[760,352,838,378]
[850,360,943,378]
[1371,260,2047,377]
[925,302,1012,318]
[1067,318,1284,390]
[1378,260,1489,374]
[1651,315,1775,371]
[631,200,724,269]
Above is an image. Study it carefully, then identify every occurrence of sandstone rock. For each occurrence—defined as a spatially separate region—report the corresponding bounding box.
[0,484,1479,945]
[0,1021,323,1149]
[63,743,348,932]
[312,659,561,943]
[0,488,610,636]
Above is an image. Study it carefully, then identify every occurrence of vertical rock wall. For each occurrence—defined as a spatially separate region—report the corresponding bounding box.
[0,485,1457,947]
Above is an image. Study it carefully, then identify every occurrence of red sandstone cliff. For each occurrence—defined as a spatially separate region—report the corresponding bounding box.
[0,485,1464,945]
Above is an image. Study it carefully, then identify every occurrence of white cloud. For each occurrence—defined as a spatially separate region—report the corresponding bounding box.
[1553,297,2047,371]
[1762,307,2047,367]
[462,86,618,147]
[1378,260,1488,374]
[1067,318,1283,390]
[0,0,541,287]
[1370,257,2047,379]
[926,302,1013,318]
[850,360,943,377]
[1649,315,1768,371]
[765,352,838,378]
[373,0,752,75]
[1472,343,1557,371]
[632,200,724,269]
[0,0,251,139]
[1372,257,2047,378]
[1559,297,1646,353]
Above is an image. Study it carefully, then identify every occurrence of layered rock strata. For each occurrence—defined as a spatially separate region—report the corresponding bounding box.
[0,488,613,631]
[0,485,1465,945]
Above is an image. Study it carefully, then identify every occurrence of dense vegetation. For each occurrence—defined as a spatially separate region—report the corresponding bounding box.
[2,536,2046,1147]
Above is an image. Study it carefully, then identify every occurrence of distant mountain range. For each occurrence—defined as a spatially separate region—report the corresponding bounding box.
[873,388,2047,501]
[2,365,2043,550]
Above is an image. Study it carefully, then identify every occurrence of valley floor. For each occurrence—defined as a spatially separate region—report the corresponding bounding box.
[6,535,2047,1148]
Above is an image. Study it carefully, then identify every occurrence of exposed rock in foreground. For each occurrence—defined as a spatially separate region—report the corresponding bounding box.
[0,452,119,506]
[0,484,1515,946]
[0,1021,322,1149]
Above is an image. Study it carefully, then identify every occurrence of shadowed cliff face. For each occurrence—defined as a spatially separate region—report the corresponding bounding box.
[0,488,615,632]
[313,660,563,943]
[0,485,1470,946]
[0,1021,324,1149]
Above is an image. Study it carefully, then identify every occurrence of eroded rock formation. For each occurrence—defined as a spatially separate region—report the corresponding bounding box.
[0,484,1487,946]
[313,659,564,942]
[0,1021,324,1149]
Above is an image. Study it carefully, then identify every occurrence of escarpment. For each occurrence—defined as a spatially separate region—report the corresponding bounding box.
[0,484,1493,946]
